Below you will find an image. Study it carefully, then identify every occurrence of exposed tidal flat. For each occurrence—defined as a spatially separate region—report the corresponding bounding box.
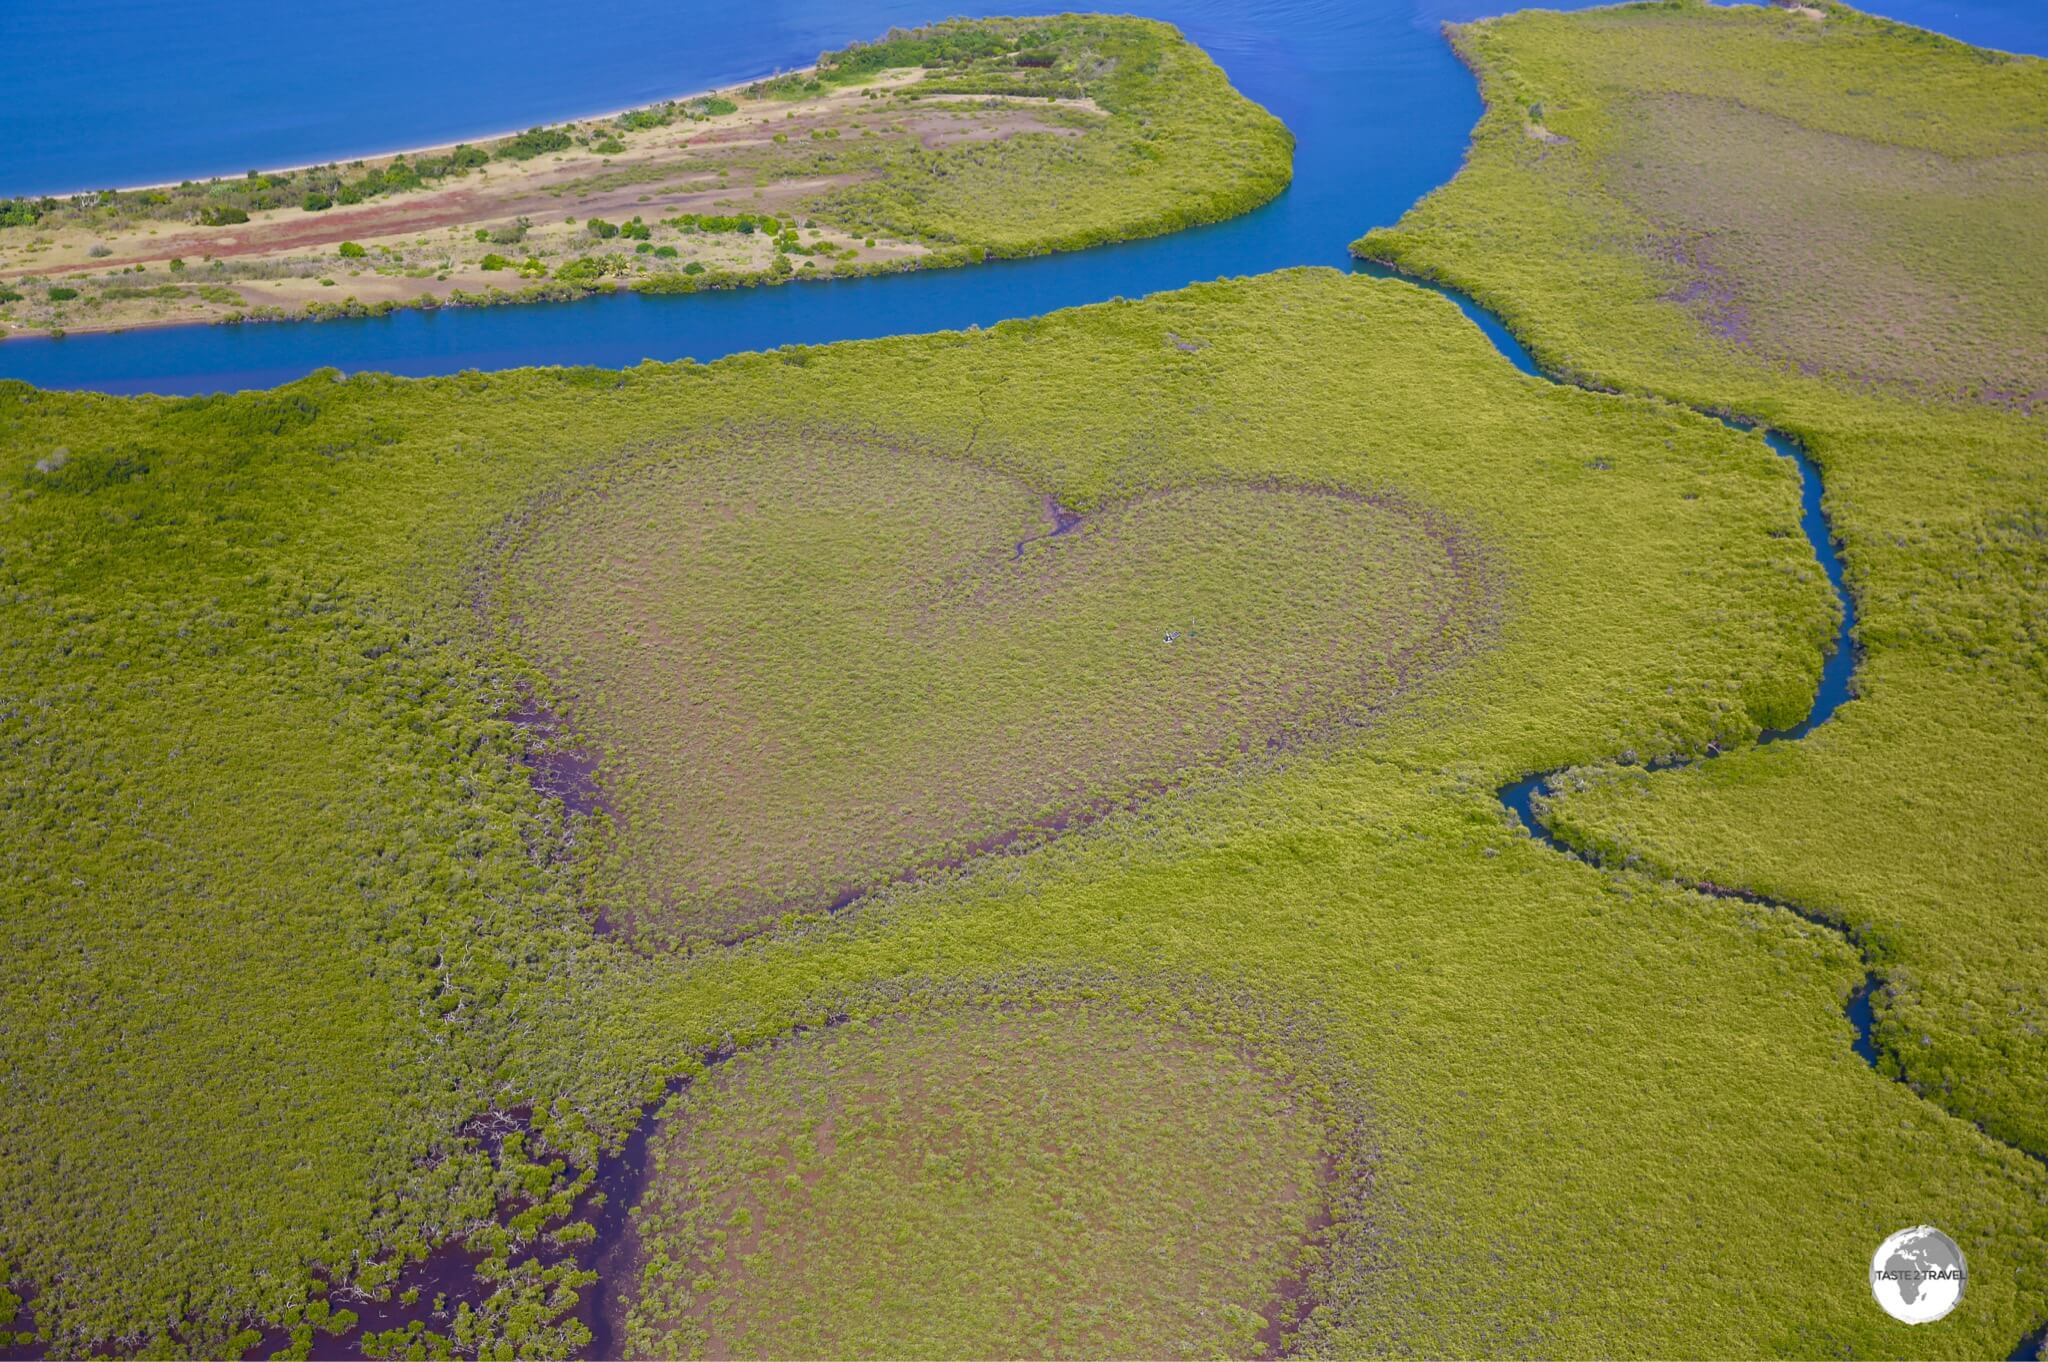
[3,1,2048,1359]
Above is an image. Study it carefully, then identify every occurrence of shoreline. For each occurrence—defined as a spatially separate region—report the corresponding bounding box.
[0,13,1300,363]
[18,62,818,201]
[0,244,968,346]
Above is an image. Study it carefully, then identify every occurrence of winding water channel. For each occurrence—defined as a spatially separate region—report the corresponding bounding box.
[1370,264,2044,1356]
[1349,261,1880,1036]
[7,0,2046,1356]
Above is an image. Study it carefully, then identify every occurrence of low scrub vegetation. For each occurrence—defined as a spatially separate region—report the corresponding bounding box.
[796,16,1293,257]
[624,991,1353,1358]
[1,271,2039,1358]
[498,441,1491,944]
[1355,0,2048,1159]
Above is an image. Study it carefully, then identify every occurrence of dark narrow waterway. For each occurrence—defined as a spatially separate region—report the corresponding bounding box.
[1351,261,1877,1057]
[1376,262,2048,1362]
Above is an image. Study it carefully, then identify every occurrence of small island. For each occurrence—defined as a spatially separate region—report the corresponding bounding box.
[0,16,1289,338]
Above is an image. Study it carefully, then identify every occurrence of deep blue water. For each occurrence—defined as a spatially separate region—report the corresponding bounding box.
[1757,428,1858,741]
[1,0,2040,395]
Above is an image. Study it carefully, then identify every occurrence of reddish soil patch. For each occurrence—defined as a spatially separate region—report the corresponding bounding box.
[1655,235,1752,345]
[686,112,849,148]
[6,170,873,281]
[2,187,487,279]
[511,692,610,819]
[1256,1151,1341,1359]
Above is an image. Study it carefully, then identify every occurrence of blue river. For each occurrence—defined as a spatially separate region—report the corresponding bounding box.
[0,0,2040,395]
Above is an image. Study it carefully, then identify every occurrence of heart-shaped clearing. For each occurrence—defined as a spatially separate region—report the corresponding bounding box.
[499,435,1492,942]
[622,1003,1341,1358]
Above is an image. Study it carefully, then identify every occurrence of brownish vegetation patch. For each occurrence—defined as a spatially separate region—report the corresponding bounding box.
[1617,93,2048,407]
[493,433,1494,946]
[620,999,1353,1359]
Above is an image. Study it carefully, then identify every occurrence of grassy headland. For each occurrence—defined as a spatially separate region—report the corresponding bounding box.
[0,16,1289,338]
[5,269,2040,1357]
[1354,0,2048,1157]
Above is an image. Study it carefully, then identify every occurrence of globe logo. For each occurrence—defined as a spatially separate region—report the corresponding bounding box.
[1870,1225,1967,1324]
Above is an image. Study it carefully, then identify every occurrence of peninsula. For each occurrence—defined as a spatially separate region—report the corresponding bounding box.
[0,16,1289,337]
